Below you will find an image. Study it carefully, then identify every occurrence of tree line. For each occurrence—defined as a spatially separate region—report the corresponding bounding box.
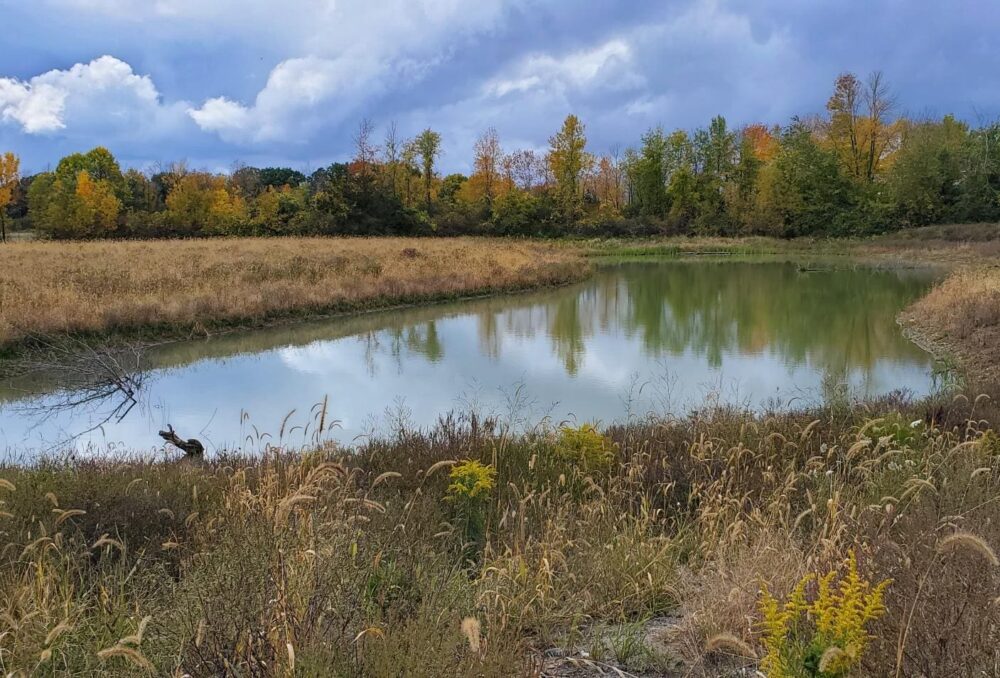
[2,71,999,241]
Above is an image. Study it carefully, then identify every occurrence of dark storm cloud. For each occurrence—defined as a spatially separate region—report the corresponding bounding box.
[1,0,998,173]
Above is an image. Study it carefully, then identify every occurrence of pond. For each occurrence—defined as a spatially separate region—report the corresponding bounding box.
[0,258,942,456]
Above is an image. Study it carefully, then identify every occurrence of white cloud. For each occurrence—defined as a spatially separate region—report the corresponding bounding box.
[0,80,65,133]
[176,0,517,143]
[484,39,644,98]
[186,97,250,135]
[187,55,379,142]
[0,55,184,137]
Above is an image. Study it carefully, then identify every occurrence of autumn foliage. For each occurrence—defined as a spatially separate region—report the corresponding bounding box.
[5,70,1000,241]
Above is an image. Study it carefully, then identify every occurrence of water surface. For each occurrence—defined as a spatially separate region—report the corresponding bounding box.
[0,259,941,455]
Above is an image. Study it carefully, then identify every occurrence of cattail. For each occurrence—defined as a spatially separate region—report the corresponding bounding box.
[461,617,482,653]
[937,531,999,567]
[704,632,757,659]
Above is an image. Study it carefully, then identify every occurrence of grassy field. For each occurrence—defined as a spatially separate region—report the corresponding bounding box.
[902,265,1000,386]
[1,226,995,358]
[1,396,998,676]
[577,223,1000,267]
[2,227,1000,675]
[0,237,586,354]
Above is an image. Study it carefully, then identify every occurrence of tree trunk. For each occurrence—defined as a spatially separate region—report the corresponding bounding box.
[158,425,205,457]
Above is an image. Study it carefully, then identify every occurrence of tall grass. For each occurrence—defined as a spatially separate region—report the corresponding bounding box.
[902,265,1000,385]
[0,237,586,353]
[0,389,998,676]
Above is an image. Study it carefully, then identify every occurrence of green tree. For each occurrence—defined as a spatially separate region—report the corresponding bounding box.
[415,128,442,211]
[123,169,161,213]
[766,122,860,236]
[727,134,763,233]
[956,122,1000,221]
[701,115,737,179]
[664,130,695,178]
[666,166,699,230]
[55,147,125,197]
[547,114,592,221]
[885,116,968,226]
[438,173,467,205]
[631,127,669,217]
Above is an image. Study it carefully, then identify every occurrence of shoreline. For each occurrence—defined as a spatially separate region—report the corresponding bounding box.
[0,269,591,372]
[2,233,996,390]
[0,237,590,369]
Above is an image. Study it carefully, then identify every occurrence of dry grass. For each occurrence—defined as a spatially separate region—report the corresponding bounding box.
[1,391,999,676]
[901,265,1000,384]
[580,223,1000,267]
[0,237,586,352]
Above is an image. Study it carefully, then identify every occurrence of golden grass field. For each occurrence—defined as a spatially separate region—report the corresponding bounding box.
[0,237,586,351]
[1,228,1000,675]
[1,397,999,676]
[902,264,1000,384]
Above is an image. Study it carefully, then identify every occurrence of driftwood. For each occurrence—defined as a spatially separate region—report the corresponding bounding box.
[158,425,205,457]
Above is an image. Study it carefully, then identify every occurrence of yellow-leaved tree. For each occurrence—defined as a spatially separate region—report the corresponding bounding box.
[547,114,593,221]
[165,173,247,236]
[0,152,20,242]
[74,170,122,237]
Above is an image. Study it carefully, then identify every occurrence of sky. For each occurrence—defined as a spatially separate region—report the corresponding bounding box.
[1,0,999,175]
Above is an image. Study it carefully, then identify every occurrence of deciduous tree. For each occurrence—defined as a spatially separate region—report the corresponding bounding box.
[74,170,121,237]
[0,152,20,242]
[415,128,442,211]
[547,114,592,220]
[470,127,504,205]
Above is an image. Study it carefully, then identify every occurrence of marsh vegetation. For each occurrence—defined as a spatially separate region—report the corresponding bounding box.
[1,392,999,676]
[0,237,584,355]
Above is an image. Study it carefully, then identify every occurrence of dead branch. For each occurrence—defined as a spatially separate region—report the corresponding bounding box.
[158,425,205,457]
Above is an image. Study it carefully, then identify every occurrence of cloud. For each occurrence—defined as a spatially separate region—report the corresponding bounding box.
[0,55,184,138]
[0,80,65,133]
[6,0,1000,172]
[484,39,643,98]
[188,56,378,143]
[177,0,517,144]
